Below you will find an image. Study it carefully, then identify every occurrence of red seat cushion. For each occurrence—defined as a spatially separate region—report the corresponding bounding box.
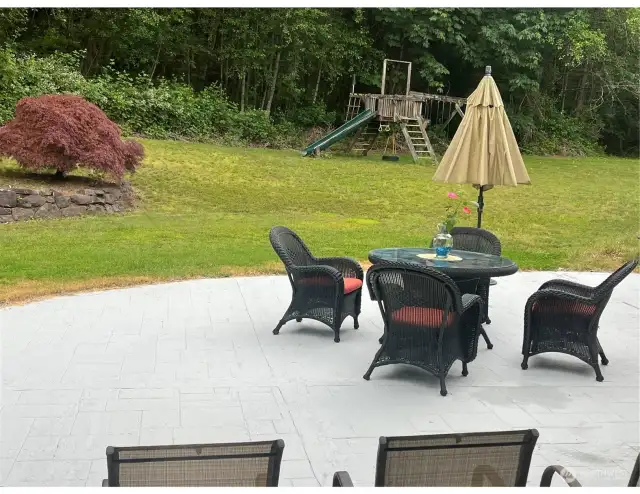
[391,307,454,326]
[298,277,362,295]
[532,301,597,316]
[343,278,363,294]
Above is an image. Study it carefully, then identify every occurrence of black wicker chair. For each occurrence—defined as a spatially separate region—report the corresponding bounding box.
[332,429,539,487]
[540,453,639,487]
[103,440,284,487]
[450,227,502,326]
[521,258,638,381]
[269,226,363,343]
[364,262,483,396]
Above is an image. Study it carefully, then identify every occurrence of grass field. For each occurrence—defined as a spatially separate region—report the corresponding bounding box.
[1,139,638,304]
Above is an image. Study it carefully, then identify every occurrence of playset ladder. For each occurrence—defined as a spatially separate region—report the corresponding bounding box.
[400,116,437,164]
[348,122,379,155]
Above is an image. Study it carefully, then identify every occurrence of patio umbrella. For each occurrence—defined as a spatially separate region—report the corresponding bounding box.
[433,66,530,227]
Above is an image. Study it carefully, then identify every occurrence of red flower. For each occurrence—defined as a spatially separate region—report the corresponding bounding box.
[447,192,459,199]
[463,206,471,214]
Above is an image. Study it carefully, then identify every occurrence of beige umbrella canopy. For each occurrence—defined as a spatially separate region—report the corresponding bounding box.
[433,66,530,227]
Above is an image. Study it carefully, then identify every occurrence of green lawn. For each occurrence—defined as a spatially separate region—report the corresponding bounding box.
[1,139,638,304]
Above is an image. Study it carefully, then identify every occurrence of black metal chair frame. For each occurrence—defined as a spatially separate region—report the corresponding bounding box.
[333,429,539,487]
[521,258,638,381]
[540,452,639,487]
[103,440,285,487]
[269,226,363,343]
[364,262,483,396]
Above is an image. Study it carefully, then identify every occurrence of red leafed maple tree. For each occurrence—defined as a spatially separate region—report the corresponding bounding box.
[0,94,144,180]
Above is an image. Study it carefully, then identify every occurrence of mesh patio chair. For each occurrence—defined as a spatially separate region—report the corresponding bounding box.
[332,429,539,487]
[269,226,363,342]
[103,440,285,487]
[521,258,638,381]
[364,262,483,396]
[540,453,639,487]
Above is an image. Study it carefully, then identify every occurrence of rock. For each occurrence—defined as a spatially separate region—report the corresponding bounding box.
[0,190,17,207]
[54,195,71,208]
[91,195,106,204]
[45,196,55,203]
[12,188,38,196]
[70,194,92,205]
[82,189,97,196]
[60,205,87,217]
[103,193,115,204]
[42,189,54,196]
[87,204,105,215]
[34,203,61,219]
[0,215,13,224]
[20,194,46,208]
[0,207,11,215]
[12,207,34,221]
[110,190,123,201]
[93,189,106,196]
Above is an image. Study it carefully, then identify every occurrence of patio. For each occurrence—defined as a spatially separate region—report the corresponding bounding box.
[1,270,638,487]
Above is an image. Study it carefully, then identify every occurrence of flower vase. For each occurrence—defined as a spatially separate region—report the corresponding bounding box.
[432,224,453,259]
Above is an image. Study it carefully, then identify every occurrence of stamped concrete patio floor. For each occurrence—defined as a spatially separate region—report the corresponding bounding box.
[1,271,638,487]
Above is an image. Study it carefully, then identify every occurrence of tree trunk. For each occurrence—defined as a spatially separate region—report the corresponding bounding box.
[575,66,589,112]
[240,69,246,112]
[312,65,322,105]
[265,51,281,115]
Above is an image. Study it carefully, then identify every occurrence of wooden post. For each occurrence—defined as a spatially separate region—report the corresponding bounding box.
[381,59,387,95]
[351,74,356,94]
[406,62,412,95]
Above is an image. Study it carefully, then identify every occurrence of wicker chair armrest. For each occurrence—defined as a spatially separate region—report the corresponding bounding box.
[290,265,344,299]
[102,479,109,487]
[526,288,597,311]
[316,257,364,280]
[539,279,594,298]
[539,465,582,487]
[461,293,482,312]
[332,471,354,487]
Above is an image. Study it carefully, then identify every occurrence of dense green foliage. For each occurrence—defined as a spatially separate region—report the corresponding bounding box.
[1,8,638,155]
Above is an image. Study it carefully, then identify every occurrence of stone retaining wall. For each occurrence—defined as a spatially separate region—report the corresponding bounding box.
[0,183,134,224]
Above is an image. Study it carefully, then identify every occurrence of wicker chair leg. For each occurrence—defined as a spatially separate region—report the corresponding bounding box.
[353,315,359,330]
[521,354,529,370]
[462,362,469,376]
[485,315,492,325]
[273,320,285,335]
[594,363,604,382]
[480,327,494,349]
[334,328,340,343]
[598,343,609,365]
[296,318,302,322]
[378,335,384,344]
[439,375,448,397]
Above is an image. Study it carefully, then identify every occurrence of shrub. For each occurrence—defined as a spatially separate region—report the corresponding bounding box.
[0,94,144,180]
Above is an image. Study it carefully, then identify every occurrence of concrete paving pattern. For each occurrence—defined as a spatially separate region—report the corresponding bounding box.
[1,271,638,486]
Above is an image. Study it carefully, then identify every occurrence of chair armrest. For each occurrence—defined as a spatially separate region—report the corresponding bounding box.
[332,471,354,487]
[461,293,482,312]
[539,465,582,487]
[102,479,109,487]
[539,279,594,298]
[316,257,364,280]
[526,288,598,314]
[291,265,344,296]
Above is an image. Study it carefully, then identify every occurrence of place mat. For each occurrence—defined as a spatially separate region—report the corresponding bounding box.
[417,253,463,262]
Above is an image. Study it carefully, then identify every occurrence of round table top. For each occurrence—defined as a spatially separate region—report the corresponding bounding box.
[368,247,518,278]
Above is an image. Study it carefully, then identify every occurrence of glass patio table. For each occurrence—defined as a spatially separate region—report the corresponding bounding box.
[368,247,518,280]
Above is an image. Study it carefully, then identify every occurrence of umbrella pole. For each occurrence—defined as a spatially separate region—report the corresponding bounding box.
[477,187,484,228]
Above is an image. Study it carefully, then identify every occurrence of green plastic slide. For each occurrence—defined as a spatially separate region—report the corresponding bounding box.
[302,109,375,156]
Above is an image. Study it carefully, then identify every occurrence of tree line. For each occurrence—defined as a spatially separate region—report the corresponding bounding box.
[1,8,638,156]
